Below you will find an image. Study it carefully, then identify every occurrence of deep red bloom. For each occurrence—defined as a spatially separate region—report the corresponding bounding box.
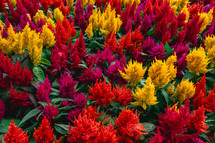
[33,116,55,143]
[0,99,5,120]
[131,27,144,44]
[194,74,207,98]
[4,120,29,143]
[116,31,132,57]
[113,85,132,106]
[115,108,146,142]
[187,106,209,133]
[42,104,59,121]
[177,13,186,27]
[80,106,101,121]
[8,84,31,108]
[88,80,115,107]
[193,90,205,109]
[0,0,6,12]
[148,128,163,143]
[105,31,118,53]
[204,89,215,112]
[73,32,86,59]
[36,76,51,103]
[40,0,50,11]
[59,3,71,16]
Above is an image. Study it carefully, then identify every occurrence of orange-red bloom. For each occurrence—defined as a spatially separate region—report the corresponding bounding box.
[113,85,132,106]
[4,120,29,143]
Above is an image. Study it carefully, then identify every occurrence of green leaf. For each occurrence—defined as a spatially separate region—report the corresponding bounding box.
[52,81,59,88]
[199,133,212,143]
[147,28,155,36]
[141,122,156,132]
[19,109,41,127]
[71,29,81,40]
[51,98,73,104]
[161,89,169,104]
[206,77,215,82]
[40,58,51,66]
[33,66,45,81]
[79,64,88,69]
[183,71,194,80]
[0,118,20,133]
[58,106,76,111]
[38,102,48,107]
[54,124,69,134]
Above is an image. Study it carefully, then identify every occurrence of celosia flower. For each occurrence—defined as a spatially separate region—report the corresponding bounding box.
[113,85,132,106]
[194,74,206,98]
[187,106,209,133]
[119,60,146,87]
[4,120,29,143]
[67,108,83,120]
[140,14,153,35]
[85,23,93,38]
[207,45,215,68]
[42,104,59,121]
[36,76,51,103]
[58,71,77,99]
[148,128,163,143]
[0,99,5,120]
[149,44,166,60]
[204,34,215,51]
[88,80,115,107]
[204,89,215,112]
[132,77,158,110]
[54,8,64,21]
[148,55,177,89]
[40,24,56,48]
[167,82,175,96]
[115,108,146,142]
[8,84,31,108]
[186,47,210,75]
[96,48,116,69]
[33,116,55,143]
[79,106,101,121]
[142,36,156,54]
[174,79,195,103]
[199,8,213,32]
[73,93,87,108]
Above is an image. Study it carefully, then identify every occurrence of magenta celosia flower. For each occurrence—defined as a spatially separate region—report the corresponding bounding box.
[42,104,59,121]
[86,54,97,67]
[60,100,73,107]
[125,18,132,33]
[67,108,83,120]
[36,76,51,103]
[0,99,5,120]
[134,51,148,65]
[148,44,166,60]
[73,93,87,108]
[58,71,78,99]
[96,48,116,69]
[78,66,102,84]
[142,36,156,53]
[140,14,153,35]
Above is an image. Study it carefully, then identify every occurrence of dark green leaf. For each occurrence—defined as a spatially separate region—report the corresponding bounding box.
[0,118,20,133]
[19,109,41,127]
[51,98,73,104]
[33,66,45,81]
[54,124,69,134]
[161,89,169,104]
[141,122,156,132]
[199,133,212,143]
[40,58,51,66]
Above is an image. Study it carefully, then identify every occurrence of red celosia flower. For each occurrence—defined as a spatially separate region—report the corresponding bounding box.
[155,17,168,40]
[144,0,153,16]
[88,80,115,107]
[0,99,5,120]
[80,105,101,121]
[69,46,81,69]
[0,0,6,12]
[73,32,86,59]
[33,116,55,143]
[116,31,132,57]
[105,31,117,53]
[115,108,146,143]
[36,76,51,103]
[148,128,163,143]
[49,0,62,9]
[40,0,50,11]
[62,18,76,38]
[187,106,209,133]
[193,90,205,109]
[177,13,186,28]
[113,85,132,106]
[8,84,31,108]
[4,120,29,143]
[131,27,144,44]
[204,89,215,112]
[188,3,204,19]
[59,3,71,16]
[194,74,206,98]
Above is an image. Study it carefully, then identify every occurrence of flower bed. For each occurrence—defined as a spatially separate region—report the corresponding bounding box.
[0,0,215,142]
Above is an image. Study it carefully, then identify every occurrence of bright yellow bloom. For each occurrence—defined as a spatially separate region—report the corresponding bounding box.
[13,32,25,54]
[187,47,210,75]
[0,20,4,33]
[46,18,56,29]
[7,25,18,54]
[28,31,43,65]
[9,0,17,7]
[207,45,215,68]
[148,55,177,89]
[85,23,93,38]
[168,0,189,12]
[81,0,95,6]
[22,23,32,48]
[199,8,214,32]
[119,60,146,87]
[121,0,140,8]
[205,34,215,52]
[170,103,179,113]
[0,34,9,54]
[33,10,47,24]
[88,4,122,36]
[40,24,56,48]
[132,77,158,110]
[67,0,74,6]
[54,8,64,21]
[174,79,195,103]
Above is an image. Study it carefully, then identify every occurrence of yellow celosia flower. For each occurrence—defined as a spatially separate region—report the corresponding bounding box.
[28,31,43,65]
[205,34,215,52]
[121,0,140,8]
[33,10,47,24]
[13,32,25,54]
[187,47,210,75]
[148,55,177,89]
[9,0,17,7]
[0,34,9,54]
[81,0,95,7]
[67,0,74,6]
[40,24,56,48]
[22,23,32,48]
[207,45,215,68]
[180,5,189,23]
[88,4,122,36]
[0,20,5,33]
[132,77,158,110]
[174,79,195,103]
[119,60,146,87]
[46,18,56,29]
[199,8,214,32]
[85,23,93,38]
[168,0,189,12]
[54,8,64,21]
[7,25,18,54]
[170,103,179,113]
[167,82,175,95]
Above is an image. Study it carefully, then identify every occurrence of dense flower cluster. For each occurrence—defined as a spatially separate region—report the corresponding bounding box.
[1,0,215,142]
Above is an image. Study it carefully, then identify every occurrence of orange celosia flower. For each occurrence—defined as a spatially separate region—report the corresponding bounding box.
[113,85,132,106]
[88,80,115,106]
[3,120,29,143]
[33,117,55,143]
[115,108,147,142]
